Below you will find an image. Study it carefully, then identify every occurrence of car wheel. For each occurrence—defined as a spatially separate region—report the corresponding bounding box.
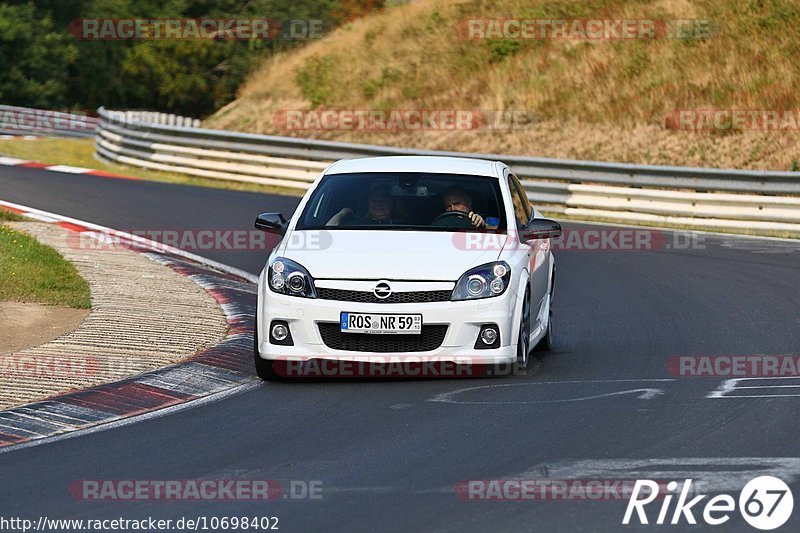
[514,291,531,371]
[533,308,554,352]
[254,329,280,381]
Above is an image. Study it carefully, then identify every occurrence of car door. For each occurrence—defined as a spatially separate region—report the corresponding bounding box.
[507,173,549,322]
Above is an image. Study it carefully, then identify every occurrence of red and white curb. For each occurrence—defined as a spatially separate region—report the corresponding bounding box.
[0,200,260,451]
[0,156,137,180]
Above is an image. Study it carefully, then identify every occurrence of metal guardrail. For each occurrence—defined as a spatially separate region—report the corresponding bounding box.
[0,105,98,138]
[103,109,201,128]
[95,107,800,234]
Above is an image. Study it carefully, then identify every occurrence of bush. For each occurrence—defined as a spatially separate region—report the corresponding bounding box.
[297,56,337,107]
[487,40,522,63]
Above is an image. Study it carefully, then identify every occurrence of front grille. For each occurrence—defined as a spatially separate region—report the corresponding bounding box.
[318,323,448,352]
[317,288,452,304]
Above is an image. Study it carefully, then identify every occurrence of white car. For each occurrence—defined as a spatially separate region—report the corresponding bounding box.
[254,156,561,379]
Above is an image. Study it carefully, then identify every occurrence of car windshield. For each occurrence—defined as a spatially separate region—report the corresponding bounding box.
[296,172,507,232]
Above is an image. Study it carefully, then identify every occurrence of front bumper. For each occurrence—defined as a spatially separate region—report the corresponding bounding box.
[256,275,519,365]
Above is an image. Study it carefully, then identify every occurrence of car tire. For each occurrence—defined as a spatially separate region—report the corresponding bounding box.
[254,329,280,381]
[533,309,554,352]
[513,291,531,373]
[485,291,530,378]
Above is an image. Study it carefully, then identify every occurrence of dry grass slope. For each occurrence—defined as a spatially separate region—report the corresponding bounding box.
[207,0,800,170]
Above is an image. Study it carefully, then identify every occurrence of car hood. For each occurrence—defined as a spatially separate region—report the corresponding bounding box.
[278,230,505,280]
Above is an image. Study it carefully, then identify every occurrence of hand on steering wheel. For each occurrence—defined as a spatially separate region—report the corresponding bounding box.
[430,210,483,228]
[467,211,485,228]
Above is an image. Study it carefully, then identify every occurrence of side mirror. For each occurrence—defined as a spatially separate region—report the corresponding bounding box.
[255,212,287,235]
[522,218,562,241]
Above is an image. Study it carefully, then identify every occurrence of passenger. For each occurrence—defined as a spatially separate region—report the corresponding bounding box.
[327,184,405,226]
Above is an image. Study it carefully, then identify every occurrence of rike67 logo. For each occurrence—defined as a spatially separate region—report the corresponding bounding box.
[623,476,793,530]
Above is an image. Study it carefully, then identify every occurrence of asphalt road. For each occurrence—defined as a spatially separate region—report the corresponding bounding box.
[1,168,800,532]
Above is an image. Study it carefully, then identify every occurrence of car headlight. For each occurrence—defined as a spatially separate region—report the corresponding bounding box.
[451,261,511,301]
[268,257,317,298]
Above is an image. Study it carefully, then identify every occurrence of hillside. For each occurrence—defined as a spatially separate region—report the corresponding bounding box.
[206,0,800,170]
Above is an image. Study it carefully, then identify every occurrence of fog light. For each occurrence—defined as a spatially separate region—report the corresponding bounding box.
[480,327,498,345]
[271,323,289,341]
[269,320,293,346]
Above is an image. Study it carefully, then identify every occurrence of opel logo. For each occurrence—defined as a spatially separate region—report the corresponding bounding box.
[373,281,392,299]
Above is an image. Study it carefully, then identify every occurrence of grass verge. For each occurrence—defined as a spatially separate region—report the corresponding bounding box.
[0,221,91,308]
[0,210,24,222]
[0,137,304,197]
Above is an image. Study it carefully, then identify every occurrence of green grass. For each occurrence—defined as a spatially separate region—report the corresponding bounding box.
[0,137,304,197]
[0,222,91,308]
[0,210,24,222]
[296,55,337,107]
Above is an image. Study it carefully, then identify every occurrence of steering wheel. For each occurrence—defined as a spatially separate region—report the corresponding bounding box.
[430,210,474,228]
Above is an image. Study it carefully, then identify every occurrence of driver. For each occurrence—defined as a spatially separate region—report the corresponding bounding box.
[441,185,486,228]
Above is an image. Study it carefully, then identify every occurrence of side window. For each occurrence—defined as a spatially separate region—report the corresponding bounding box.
[507,174,531,227]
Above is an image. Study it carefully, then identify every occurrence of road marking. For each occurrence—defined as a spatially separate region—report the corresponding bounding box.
[511,458,800,494]
[21,212,60,222]
[429,379,674,405]
[45,165,91,174]
[708,377,800,398]
[0,156,29,165]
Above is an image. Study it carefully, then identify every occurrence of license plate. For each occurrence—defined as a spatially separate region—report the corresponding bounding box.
[340,312,422,334]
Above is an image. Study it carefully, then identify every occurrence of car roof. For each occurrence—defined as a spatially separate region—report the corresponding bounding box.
[325,156,502,178]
